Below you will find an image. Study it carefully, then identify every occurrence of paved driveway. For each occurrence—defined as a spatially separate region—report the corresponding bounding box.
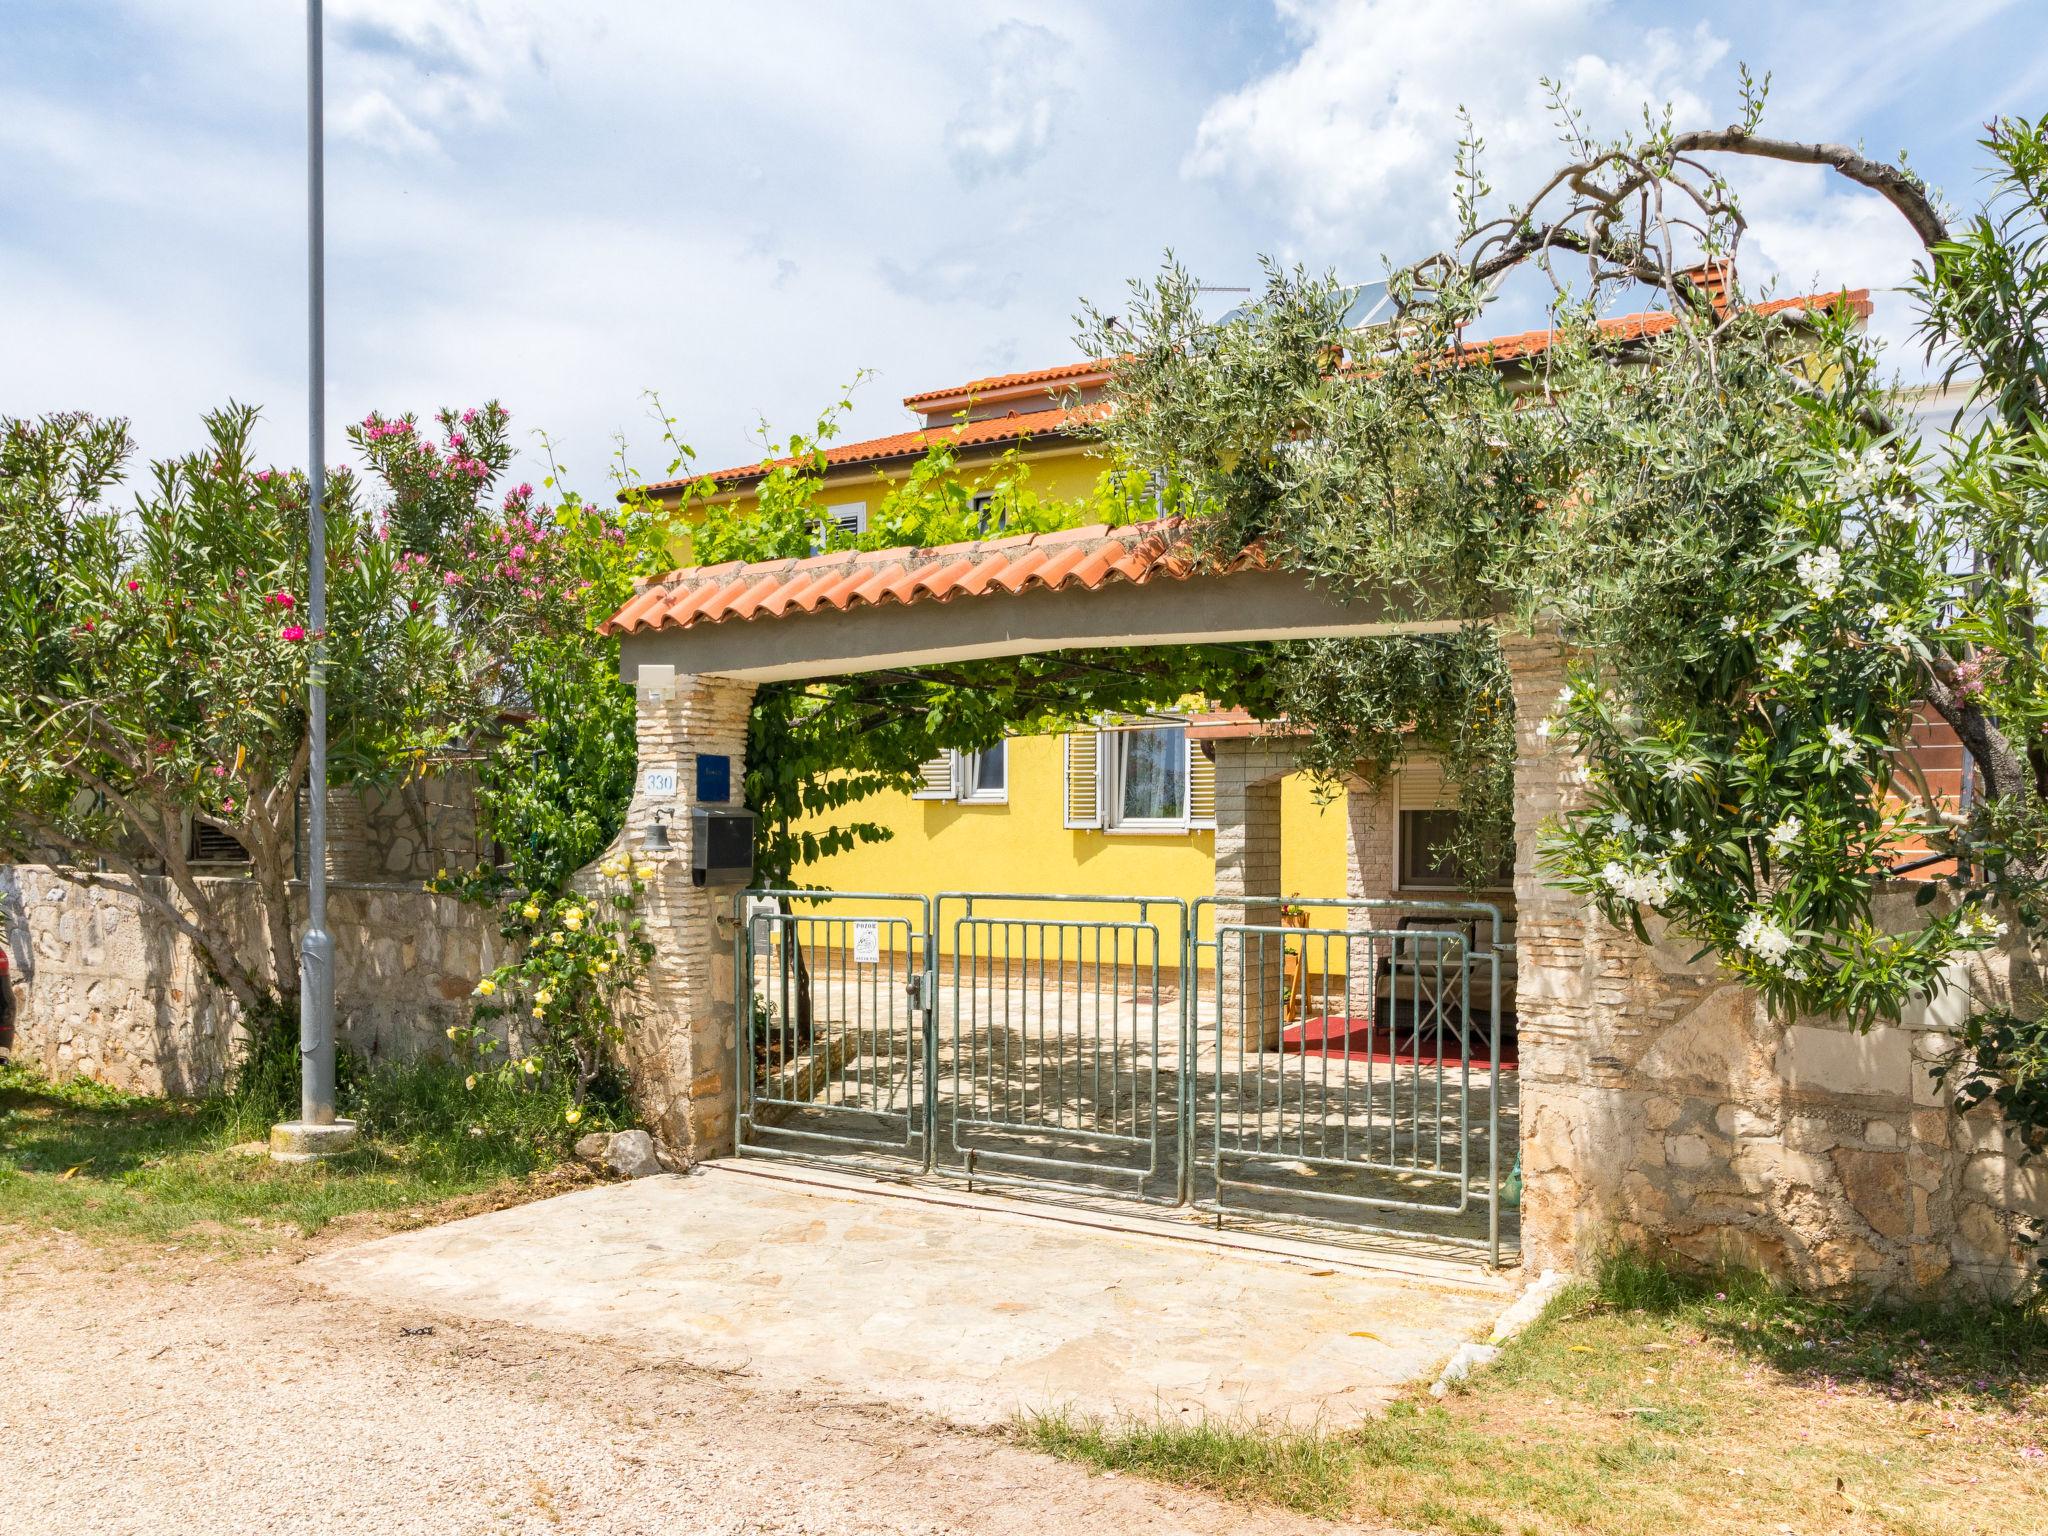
[311,1161,1512,1428]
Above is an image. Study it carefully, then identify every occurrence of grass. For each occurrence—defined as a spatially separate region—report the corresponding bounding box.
[1023,1251,2048,1536]
[0,1058,604,1252]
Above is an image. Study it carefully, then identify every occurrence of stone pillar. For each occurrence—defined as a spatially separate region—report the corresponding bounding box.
[1212,739,1287,1050]
[585,663,757,1163]
[1501,627,1610,1271]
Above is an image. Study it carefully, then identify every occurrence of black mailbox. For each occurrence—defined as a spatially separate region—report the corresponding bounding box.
[691,807,756,887]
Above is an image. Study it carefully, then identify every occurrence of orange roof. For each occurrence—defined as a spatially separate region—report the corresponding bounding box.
[1456,287,1870,365]
[901,359,1112,410]
[658,402,1103,496]
[602,516,1260,636]
[659,286,1868,497]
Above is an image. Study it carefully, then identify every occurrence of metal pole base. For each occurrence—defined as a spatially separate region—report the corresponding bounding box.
[269,1118,359,1163]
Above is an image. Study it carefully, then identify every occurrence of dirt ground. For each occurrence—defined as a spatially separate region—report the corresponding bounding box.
[0,1226,1404,1536]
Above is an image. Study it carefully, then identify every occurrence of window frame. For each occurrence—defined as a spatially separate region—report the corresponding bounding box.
[1394,807,1513,893]
[1103,724,1190,834]
[956,741,1008,804]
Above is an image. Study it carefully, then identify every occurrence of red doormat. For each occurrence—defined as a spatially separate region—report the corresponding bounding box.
[1279,1016,1518,1069]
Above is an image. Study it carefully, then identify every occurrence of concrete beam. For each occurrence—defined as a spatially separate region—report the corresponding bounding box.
[618,569,1473,684]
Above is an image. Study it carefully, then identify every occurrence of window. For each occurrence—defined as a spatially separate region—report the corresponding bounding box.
[959,742,1006,802]
[1397,809,1512,890]
[970,491,1004,535]
[911,741,1008,804]
[1109,725,1187,829]
[812,500,867,553]
[1064,721,1214,832]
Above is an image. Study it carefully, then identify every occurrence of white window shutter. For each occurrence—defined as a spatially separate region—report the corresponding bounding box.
[1063,732,1103,828]
[1186,737,1215,828]
[912,751,957,800]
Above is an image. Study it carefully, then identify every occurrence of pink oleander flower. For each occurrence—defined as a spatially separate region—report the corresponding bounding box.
[126,579,141,592]
[510,544,526,561]
[269,591,295,609]
[443,571,462,586]
[212,764,227,778]
[221,798,235,812]
[281,624,307,642]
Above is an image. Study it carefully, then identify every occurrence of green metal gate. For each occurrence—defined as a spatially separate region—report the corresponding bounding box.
[735,888,1513,1263]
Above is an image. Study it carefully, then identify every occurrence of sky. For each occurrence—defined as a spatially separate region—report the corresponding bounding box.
[3,0,2043,494]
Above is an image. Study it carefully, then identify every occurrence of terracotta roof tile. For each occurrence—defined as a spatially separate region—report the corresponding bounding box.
[901,359,1113,409]
[601,515,1264,636]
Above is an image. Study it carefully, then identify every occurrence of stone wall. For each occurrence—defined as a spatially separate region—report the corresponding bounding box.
[1,865,502,1095]
[1501,630,2040,1301]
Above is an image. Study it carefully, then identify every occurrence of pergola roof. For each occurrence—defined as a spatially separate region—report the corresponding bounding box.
[605,517,1448,683]
[603,517,1250,636]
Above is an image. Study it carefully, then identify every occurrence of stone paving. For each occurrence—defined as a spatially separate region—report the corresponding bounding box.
[310,1162,1514,1429]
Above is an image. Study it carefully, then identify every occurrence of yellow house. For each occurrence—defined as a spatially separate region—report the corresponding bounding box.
[636,360,1356,933]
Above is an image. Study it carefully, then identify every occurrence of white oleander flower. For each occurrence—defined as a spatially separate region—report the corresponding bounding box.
[1833,447,1891,500]
[1961,907,2011,940]
[1602,858,1678,906]
[1773,637,1806,671]
[1768,816,1803,848]
[1668,828,1690,850]
[1825,723,1857,752]
[1609,811,1638,837]
[1736,912,1798,964]
[1662,757,1705,784]
[1794,547,1843,601]
[1882,622,1914,649]
[1720,614,1739,633]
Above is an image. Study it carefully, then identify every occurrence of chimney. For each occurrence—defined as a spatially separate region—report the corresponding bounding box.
[1677,259,1735,315]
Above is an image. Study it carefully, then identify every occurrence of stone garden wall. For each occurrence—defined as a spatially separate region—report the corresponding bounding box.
[0,865,502,1095]
[1504,631,2041,1302]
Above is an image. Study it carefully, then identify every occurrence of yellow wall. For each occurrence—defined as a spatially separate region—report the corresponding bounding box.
[796,733,1352,959]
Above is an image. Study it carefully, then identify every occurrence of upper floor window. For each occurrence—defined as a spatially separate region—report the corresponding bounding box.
[812,500,867,553]
[970,491,1005,535]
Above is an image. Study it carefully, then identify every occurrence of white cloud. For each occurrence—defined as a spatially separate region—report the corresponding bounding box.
[329,0,538,155]
[1186,0,1727,262]
[945,20,1075,185]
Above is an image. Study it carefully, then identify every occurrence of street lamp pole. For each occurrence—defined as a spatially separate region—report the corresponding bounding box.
[300,0,334,1124]
[273,0,351,1161]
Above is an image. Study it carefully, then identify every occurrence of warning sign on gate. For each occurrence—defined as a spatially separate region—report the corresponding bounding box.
[851,920,881,965]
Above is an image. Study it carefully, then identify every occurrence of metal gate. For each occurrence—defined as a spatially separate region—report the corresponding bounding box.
[736,889,1513,1262]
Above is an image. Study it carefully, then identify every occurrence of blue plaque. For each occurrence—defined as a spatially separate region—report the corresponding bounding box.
[695,753,732,804]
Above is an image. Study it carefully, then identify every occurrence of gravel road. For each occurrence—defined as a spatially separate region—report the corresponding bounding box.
[0,1229,1394,1535]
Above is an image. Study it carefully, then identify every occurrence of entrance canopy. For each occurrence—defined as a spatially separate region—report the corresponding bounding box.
[602,516,1458,682]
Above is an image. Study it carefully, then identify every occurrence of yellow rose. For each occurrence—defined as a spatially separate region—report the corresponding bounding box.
[520,902,541,921]
[633,863,656,881]
[548,931,564,947]
[536,988,555,1005]
[562,909,584,930]
[531,1005,545,1019]
[565,1107,582,1126]
[445,1025,458,1040]
[473,978,497,998]
[521,1058,538,1076]
[464,1074,478,1090]
[595,959,612,975]
[437,867,448,879]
